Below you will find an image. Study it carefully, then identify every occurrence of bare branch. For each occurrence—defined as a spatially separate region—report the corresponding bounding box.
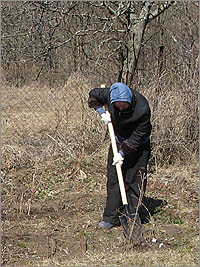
[102,1,126,25]
[148,1,176,22]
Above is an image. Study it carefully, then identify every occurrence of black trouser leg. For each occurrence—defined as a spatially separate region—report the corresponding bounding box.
[123,143,150,214]
[103,145,122,225]
[103,142,150,225]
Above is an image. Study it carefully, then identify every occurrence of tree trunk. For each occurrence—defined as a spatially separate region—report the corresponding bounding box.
[120,21,148,86]
[118,1,175,86]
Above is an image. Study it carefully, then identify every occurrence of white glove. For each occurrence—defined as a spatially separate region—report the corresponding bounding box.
[101,111,111,125]
[112,152,124,166]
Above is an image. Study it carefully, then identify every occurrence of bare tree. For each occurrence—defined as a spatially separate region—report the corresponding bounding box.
[1,1,80,86]
[98,1,175,85]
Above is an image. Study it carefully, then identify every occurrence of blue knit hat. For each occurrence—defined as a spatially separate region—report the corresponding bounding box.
[110,82,133,104]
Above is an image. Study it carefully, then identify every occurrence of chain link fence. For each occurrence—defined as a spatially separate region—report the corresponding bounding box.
[2,71,199,176]
[2,73,107,173]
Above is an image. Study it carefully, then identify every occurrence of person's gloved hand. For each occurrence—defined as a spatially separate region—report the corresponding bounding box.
[112,151,124,166]
[101,111,111,125]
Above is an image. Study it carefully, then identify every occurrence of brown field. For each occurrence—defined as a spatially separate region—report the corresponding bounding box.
[1,73,199,266]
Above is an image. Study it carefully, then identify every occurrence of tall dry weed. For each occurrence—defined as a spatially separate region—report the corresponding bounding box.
[140,70,198,166]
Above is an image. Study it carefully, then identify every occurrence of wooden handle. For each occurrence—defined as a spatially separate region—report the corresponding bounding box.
[107,119,128,205]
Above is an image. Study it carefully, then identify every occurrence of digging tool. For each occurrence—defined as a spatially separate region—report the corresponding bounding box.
[105,111,142,242]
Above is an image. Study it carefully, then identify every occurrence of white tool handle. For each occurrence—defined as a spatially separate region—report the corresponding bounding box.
[107,118,128,205]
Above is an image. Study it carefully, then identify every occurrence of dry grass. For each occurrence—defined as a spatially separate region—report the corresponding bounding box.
[140,72,199,166]
[2,73,106,170]
[2,71,198,171]
[1,72,199,266]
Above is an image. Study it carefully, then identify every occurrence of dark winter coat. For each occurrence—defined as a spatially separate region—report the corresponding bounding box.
[88,87,152,155]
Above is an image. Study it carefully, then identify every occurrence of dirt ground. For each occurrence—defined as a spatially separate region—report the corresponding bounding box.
[1,157,199,266]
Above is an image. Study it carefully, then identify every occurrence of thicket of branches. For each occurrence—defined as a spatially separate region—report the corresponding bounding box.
[2,1,198,86]
[1,1,199,165]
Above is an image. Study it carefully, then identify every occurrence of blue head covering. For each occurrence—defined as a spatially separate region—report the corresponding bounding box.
[110,82,132,104]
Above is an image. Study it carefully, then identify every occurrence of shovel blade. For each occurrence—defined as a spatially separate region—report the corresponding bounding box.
[119,213,143,244]
[119,215,129,237]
